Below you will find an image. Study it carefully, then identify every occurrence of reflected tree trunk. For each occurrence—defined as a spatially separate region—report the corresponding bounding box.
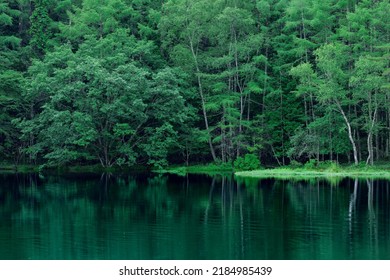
[237,179,244,257]
[348,179,358,232]
[366,179,378,257]
[204,177,216,224]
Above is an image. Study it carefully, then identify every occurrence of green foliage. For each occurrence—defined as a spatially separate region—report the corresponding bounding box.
[159,162,233,176]
[0,0,24,164]
[316,160,333,168]
[142,123,178,169]
[19,29,190,168]
[327,162,340,172]
[304,159,317,170]
[234,154,261,171]
[289,160,303,169]
[1,0,390,170]
[30,0,53,57]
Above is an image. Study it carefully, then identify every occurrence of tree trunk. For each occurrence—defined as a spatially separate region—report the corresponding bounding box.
[221,106,226,163]
[337,101,359,165]
[375,132,379,161]
[189,36,217,162]
[386,95,390,158]
[366,106,377,166]
[354,105,362,161]
[329,112,333,161]
[234,28,244,158]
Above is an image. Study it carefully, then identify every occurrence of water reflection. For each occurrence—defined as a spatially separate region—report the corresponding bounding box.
[0,173,389,259]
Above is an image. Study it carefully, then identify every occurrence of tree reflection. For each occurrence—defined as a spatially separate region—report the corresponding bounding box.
[0,173,389,259]
[348,179,358,232]
[366,179,378,258]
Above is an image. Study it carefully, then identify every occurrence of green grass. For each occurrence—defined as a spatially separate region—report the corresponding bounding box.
[64,164,149,174]
[0,164,39,173]
[3,161,390,179]
[0,163,149,174]
[235,164,390,179]
[156,163,234,176]
[158,162,390,179]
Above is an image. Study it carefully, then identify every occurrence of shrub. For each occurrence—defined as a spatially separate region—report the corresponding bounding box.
[234,154,261,171]
[289,160,303,168]
[317,160,339,170]
[304,159,317,169]
[212,160,233,170]
[326,161,340,172]
[234,157,245,170]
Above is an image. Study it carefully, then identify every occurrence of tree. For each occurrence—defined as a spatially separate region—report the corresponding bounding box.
[0,0,24,163]
[293,44,359,165]
[30,0,53,57]
[2,0,390,168]
[19,30,190,168]
[160,0,219,161]
[351,57,387,165]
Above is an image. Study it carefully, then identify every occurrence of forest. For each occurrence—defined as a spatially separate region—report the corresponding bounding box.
[0,0,389,170]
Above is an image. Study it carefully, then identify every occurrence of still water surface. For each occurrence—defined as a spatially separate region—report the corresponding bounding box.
[0,173,389,259]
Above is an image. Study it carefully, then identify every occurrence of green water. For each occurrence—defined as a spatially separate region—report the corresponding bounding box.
[0,173,389,260]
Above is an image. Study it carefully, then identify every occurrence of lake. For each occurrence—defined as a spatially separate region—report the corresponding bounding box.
[0,173,389,260]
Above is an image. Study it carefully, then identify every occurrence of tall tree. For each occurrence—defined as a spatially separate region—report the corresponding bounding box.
[30,0,53,57]
[0,0,24,163]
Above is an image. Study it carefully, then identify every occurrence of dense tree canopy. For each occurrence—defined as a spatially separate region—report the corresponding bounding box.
[0,0,389,168]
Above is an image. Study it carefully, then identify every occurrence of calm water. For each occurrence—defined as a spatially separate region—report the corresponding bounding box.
[0,173,389,260]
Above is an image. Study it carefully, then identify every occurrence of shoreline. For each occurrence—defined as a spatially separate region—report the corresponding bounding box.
[0,164,149,174]
[156,164,234,176]
[2,163,390,179]
[158,163,390,179]
[235,168,390,179]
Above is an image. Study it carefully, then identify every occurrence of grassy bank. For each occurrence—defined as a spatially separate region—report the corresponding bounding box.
[3,162,390,179]
[235,164,390,179]
[157,163,234,176]
[0,164,39,173]
[158,161,390,178]
[0,164,149,174]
